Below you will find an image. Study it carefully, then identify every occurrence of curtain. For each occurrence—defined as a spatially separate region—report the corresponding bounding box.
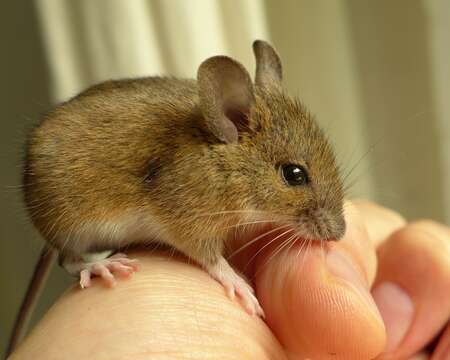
[35,0,450,224]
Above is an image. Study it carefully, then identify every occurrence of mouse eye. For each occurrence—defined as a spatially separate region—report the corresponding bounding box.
[281,164,309,186]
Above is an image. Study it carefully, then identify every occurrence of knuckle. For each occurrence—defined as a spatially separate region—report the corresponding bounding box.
[384,209,407,227]
[408,218,441,230]
[391,219,450,250]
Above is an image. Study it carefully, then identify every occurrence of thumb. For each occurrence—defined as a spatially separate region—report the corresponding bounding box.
[372,220,450,359]
[255,202,386,359]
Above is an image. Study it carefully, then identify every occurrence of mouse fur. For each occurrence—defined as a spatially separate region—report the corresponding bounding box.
[24,77,345,267]
[20,40,345,324]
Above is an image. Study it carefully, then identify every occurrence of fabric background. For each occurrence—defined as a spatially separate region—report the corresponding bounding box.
[1,0,449,355]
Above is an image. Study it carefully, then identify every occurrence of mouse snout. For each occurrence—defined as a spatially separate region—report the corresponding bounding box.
[299,207,346,241]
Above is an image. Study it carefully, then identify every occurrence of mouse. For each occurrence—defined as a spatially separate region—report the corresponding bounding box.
[7,40,345,356]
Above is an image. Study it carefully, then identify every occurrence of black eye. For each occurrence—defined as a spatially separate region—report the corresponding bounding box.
[281,164,309,186]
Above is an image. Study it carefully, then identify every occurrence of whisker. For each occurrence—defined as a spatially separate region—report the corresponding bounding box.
[294,237,308,261]
[341,137,383,187]
[193,210,269,218]
[342,153,388,196]
[296,238,313,275]
[320,239,325,262]
[272,233,298,259]
[282,233,300,264]
[252,232,299,279]
[227,223,292,259]
[193,209,297,222]
[243,227,295,272]
[264,233,298,268]
[220,219,280,231]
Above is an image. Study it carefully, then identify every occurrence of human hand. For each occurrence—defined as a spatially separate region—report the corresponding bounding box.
[356,201,450,359]
[10,201,450,359]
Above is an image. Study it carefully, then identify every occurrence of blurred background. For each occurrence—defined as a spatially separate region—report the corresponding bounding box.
[1,0,449,356]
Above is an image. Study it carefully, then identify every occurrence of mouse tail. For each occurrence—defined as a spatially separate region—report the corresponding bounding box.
[6,245,56,358]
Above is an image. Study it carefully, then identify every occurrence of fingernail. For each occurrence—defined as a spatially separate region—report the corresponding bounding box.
[437,341,450,360]
[434,340,450,360]
[372,282,414,352]
[326,250,378,312]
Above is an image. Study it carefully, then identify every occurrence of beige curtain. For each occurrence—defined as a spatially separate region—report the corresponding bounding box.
[36,0,450,223]
[2,1,450,354]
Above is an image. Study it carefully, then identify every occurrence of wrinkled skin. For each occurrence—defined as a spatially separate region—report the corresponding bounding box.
[10,200,450,360]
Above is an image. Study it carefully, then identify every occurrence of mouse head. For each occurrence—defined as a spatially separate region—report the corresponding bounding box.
[196,40,345,241]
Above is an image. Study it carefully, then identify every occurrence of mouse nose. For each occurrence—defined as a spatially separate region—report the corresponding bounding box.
[326,214,346,240]
[303,207,346,241]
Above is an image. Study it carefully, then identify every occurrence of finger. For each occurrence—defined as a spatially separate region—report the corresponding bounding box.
[254,201,385,359]
[352,199,406,247]
[432,323,450,360]
[113,258,140,271]
[108,263,134,277]
[11,252,287,360]
[373,220,450,359]
[408,353,430,360]
[335,201,379,286]
[79,269,91,288]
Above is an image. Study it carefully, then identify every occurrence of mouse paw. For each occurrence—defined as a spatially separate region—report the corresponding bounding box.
[79,253,140,288]
[207,257,265,317]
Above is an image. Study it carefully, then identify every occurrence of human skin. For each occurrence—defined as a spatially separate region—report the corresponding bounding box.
[9,201,450,359]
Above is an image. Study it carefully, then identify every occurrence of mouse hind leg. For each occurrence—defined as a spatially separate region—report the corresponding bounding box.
[61,251,140,288]
[206,256,264,317]
[175,237,264,317]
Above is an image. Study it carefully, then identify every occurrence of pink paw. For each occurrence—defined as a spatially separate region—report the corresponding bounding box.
[207,258,265,317]
[79,253,139,288]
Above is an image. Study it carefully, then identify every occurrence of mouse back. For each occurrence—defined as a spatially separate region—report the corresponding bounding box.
[190,40,346,241]
[23,40,345,263]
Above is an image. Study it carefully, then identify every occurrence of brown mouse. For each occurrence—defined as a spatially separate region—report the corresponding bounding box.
[7,40,345,356]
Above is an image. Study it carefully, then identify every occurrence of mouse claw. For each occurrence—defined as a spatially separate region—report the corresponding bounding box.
[237,287,265,318]
[77,253,139,288]
[79,269,92,288]
[108,253,140,271]
[207,257,265,318]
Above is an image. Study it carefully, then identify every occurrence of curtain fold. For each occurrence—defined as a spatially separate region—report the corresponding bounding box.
[35,0,449,223]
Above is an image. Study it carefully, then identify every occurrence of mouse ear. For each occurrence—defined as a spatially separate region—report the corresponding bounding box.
[253,40,283,91]
[197,56,255,144]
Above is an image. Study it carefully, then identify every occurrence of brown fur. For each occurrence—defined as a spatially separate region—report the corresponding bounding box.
[23,41,345,271]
